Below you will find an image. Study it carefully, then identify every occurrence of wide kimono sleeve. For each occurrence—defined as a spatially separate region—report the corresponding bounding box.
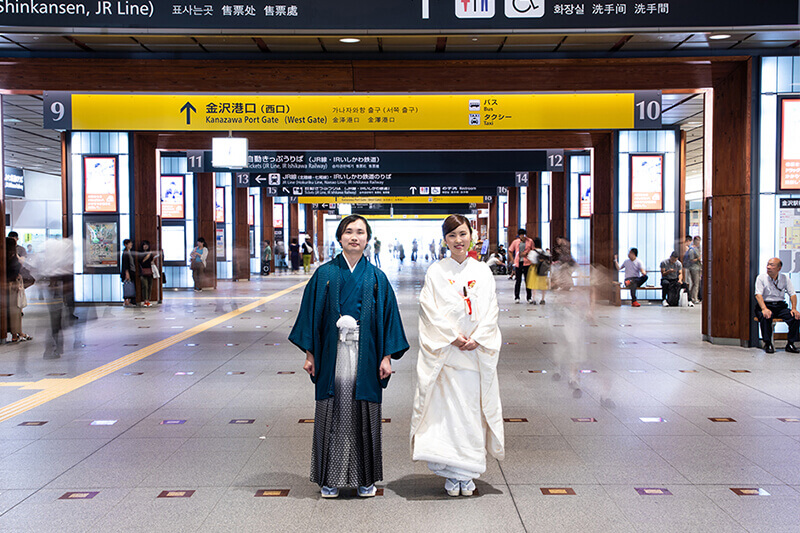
[418,267,460,353]
[469,264,502,353]
[382,281,410,360]
[288,272,326,384]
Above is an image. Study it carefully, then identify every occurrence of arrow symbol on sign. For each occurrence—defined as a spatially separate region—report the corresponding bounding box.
[180,102,197,125]
[255,175,266,183]
[282,187,291,195]
[409,186,417,194]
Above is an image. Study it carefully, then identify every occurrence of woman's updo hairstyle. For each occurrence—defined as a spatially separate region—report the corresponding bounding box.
[441,214,473,238]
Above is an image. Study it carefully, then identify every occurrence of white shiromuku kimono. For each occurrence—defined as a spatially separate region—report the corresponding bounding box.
[410,257,505,481]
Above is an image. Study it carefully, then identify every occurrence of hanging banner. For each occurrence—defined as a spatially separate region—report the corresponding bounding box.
[1,1,795,31]
[44,91,661,131]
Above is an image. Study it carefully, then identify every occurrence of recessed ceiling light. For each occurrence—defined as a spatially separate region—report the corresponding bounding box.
[472,37,478,41]
[709,34,731,40]
[339,38,361,44]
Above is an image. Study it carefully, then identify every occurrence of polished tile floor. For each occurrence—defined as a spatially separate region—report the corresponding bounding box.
[1,260,798,532]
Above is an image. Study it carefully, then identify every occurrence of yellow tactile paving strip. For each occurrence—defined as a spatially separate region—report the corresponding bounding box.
[0,281,307,424]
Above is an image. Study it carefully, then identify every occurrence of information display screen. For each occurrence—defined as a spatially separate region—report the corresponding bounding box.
[84,157,117,212]
[630,154,664,211]
[579,174,592,218]
[780,98,800,190]
[160,176,185,219]
[214,187,225,223]
[162,226,186,262]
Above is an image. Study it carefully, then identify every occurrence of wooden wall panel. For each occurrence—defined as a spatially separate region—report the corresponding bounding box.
[132,134,160,302]
[590,133,616,274]
[233,187,250,281]
[550,171,568,248]
[507,187,519,244]
[712,61,751,198]
[525,173,540,240]
[489,197,499,253]
[289,203,299,244]
[195,173,217,289]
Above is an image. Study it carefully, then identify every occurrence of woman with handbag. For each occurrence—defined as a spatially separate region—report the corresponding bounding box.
[121,239,136,307]
[6,237,32,341]
[138,240,158,307]
[189,237,208,292]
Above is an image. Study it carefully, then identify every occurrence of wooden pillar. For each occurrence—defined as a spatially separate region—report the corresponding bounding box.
[477,203,489,249]
[289,203,299,244]
[261,195,274,247]
[550,171,568,248]
[133,134,161,303]
[705,59,752,345]
[304,205,315,240]
[590,133,616,274]
[488,197,499,250]
[195,172,217,289]
[315,209,325,263]
[525,173,540,240]
[233,187,250,281]
[507,187,519,243]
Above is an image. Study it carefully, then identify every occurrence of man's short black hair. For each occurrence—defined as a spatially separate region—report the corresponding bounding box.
[336,215,372,242]
[7,231,18,239]
[629,247,638,257]
[517,228,526,236]
[685,235,692,241]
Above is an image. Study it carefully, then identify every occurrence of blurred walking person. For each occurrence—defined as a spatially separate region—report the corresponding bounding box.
[189,237,208,292]
[6,237,31,342]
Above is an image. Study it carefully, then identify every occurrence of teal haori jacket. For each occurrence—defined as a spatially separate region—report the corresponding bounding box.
[288,254,409,404]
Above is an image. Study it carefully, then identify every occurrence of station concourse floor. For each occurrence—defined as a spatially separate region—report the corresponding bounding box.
[0,260,799,533]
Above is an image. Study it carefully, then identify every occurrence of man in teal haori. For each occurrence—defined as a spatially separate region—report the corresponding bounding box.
[289,214,409,499]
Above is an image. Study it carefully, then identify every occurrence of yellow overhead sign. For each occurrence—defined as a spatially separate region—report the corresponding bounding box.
[44,91,661,131]
[298,196,486,204]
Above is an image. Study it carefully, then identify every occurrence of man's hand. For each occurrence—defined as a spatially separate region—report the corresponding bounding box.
[303,351,315,377]
[762,308,772,320]
[379,356,392,380]
[792,309,800,321]
[460,338,479,351]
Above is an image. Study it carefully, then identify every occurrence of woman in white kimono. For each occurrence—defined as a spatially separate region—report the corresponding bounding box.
[410,214,505,497]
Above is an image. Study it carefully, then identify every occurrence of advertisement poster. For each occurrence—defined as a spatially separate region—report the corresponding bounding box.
[160,176,185,219]
[780,98,800,190]
[579,174,592,218]
[84,156,117,212]
[161,226,186,262]
[214,187,225,223]
[84,220,118,268]
[248,195,255,226]
[630,154,664,211]
[273,203,284,228]
[215,227,225,259]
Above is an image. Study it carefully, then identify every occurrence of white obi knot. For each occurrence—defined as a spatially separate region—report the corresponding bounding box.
[336,315,359,343]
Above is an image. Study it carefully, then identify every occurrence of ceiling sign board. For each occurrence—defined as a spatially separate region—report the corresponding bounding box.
[2,1,795,30]
[43,92,661,131]
[298,196,488,204]
[200,150,560,174]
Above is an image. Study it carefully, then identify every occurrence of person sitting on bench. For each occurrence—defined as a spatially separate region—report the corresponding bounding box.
[614,248,648,307]
[755,257,799,354]
[660,251,686,307]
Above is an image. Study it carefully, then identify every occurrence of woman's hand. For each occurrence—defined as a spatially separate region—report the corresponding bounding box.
[451,334,468,348]
[379,356,392,380]
[303,351,315,377]
[460,338,479,351]
[124,272,130,281]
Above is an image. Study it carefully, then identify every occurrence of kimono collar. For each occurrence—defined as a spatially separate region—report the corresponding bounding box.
[342,253,363,272]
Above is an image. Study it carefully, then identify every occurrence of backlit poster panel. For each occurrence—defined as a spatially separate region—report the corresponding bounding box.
[160,176,185,219]
[780,98,800,190]
[215,226,225,259]
[84,156,117,212]
[630,154,664,211]
[214,187,225,222]
[273,203,284,228]
[248,195,255,226]
[579,173,592,218]
[84,219,119,268]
